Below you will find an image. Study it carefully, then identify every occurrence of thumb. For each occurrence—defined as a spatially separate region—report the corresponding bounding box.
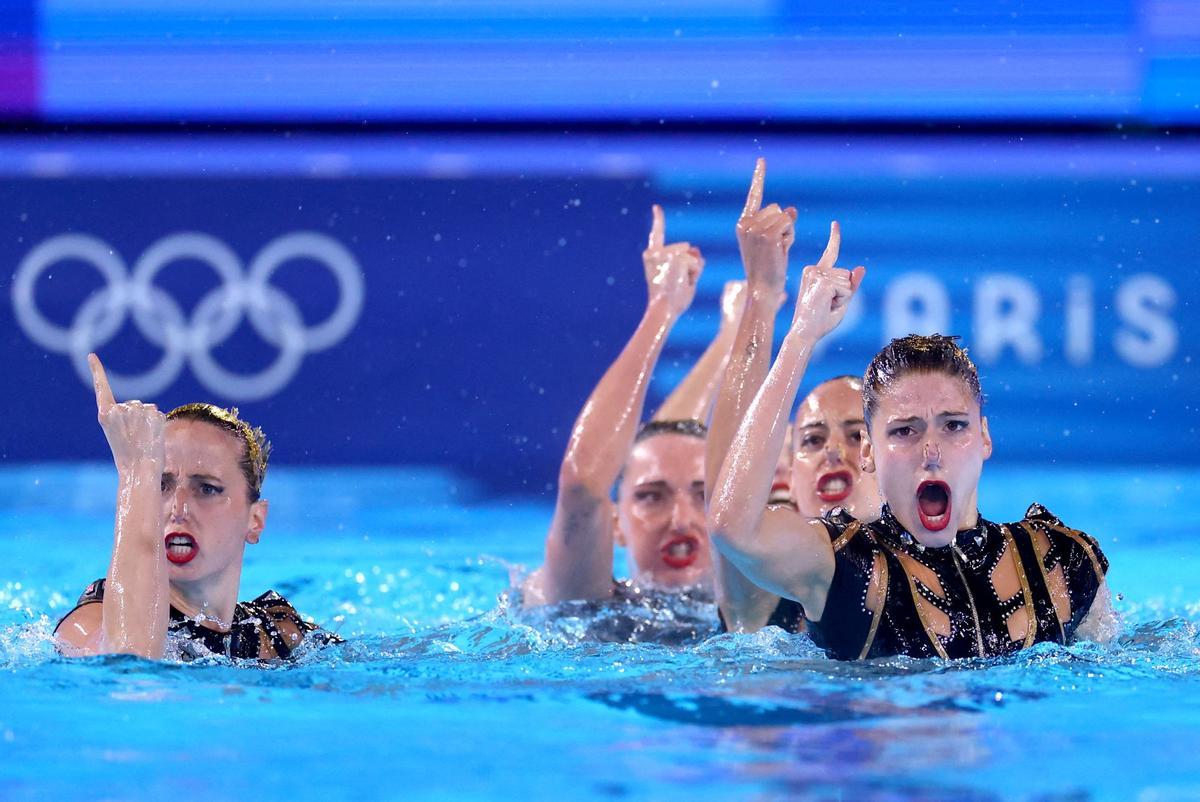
[850,266,866,293]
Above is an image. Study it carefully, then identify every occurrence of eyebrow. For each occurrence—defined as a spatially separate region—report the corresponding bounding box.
[162,472,224,482]
[938,411,969,418]
[841,418,866,428]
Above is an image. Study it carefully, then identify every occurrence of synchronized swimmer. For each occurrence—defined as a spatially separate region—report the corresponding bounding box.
[53,158,1114,662]
[54,355,339,660]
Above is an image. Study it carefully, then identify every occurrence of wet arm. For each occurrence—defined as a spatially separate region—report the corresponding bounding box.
[532,297,685,605]
[653,282,744,424]
[709,226,859,612]
[705,283,791,629]
[56,355,169,658]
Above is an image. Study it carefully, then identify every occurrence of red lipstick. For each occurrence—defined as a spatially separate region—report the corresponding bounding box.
[916,481,952,532]
[816,470,853,503]
[165,532,198,565]
[660,535,699,569]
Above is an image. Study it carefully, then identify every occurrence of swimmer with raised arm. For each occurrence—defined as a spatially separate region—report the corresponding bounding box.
[522,206,718,608]
[55,355,339,660]
[705,160,880,635]
[708,225,1116,659]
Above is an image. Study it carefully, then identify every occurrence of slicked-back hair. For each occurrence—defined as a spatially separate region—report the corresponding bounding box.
[862,334,984,428]
[617,419,708,492]
[634,418,708,443]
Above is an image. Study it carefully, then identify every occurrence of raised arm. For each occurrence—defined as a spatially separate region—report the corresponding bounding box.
[525,206,703,606]
[55,354,170,658]
[704,159,795,630]
[652,280,745,424]
[708,223,865,618]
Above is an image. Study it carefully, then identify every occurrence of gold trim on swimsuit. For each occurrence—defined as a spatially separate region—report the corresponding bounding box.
[879,540,949,659]
[832,520,862,554]
[857,551,888,660]
[1022,522,1067,643]
[1040,520,1107,584]
[1001,525,1038,650]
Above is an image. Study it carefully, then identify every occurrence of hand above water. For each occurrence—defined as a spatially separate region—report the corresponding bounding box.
[736,158,795,301]
[642,204,704,318]
[789,222,866,343]
[89,353,166,475]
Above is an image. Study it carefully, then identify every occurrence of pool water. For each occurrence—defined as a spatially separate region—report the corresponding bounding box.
[1,463,1198,801]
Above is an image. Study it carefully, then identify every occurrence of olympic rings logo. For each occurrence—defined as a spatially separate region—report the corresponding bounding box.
[11,232,365,401]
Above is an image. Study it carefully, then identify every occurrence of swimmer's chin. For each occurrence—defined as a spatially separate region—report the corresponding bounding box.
[635,569,712,593]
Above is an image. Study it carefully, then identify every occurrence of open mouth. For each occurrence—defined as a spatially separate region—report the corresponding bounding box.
[165,532,198,565]
[660,535,700,569]
[816,471,853,503]
[916,481,952,532]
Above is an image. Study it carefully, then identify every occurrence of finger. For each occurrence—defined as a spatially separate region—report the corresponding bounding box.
[740,158,766,219]
[648,204,665,250]
[785,206,798,222]
[88,353,116,414]
[850,266,866,293]
[818,221,841,268]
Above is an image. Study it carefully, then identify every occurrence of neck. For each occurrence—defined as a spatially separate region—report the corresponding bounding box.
[168,564,243,631]
[893,502,981,549]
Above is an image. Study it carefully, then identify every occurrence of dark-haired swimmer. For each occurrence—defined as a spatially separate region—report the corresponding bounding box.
[55,354,339,661]
[708,240,1116,659]
[522,206,723,609]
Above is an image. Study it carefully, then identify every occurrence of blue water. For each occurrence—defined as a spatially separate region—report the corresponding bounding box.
[1,463,1198,802]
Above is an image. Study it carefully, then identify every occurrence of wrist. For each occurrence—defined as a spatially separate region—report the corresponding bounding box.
[783,324,820,351]
[746,285,784,310]
[644,294,681,323]
[117,457,164,483]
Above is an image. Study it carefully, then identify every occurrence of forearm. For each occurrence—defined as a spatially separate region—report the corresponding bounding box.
[102,463,169,658]
[560,297,677,496]
[709,328,817,553]
[705,287,782,492]
[653,320,738,424]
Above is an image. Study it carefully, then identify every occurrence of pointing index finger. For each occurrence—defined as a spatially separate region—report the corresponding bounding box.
[648,204,665,250]
[818,221,841,268]
[740,158,766,219]
[88,353,116,414]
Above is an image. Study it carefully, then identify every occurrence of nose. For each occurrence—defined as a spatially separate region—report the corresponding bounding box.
[923,439,941,469]
[169,486,190,523]
[823,441,845,466]
[669,493,702,534]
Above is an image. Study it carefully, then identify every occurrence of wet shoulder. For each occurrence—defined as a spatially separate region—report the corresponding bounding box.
[232,590,344,660]
[1009,503,1109,638]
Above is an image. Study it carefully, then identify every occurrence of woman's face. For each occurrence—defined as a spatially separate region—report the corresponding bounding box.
[160,420,266,586]
[789,378,881,520]
[616,433,710,587]
[864,371,991,547]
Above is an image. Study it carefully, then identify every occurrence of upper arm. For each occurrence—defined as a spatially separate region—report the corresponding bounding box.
[713,506,835,617]
[713,552,783,634]
[535,482,615,606]
[54,603,104,656]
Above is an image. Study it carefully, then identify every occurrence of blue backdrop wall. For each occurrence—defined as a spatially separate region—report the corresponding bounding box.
[2,133,1196,492]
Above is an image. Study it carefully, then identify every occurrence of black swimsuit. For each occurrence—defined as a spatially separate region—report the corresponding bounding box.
[54,578,342,661]
[805,504,1109,660]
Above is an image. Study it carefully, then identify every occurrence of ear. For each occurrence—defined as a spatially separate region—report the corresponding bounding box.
[980,415,993,461]
[245,499,269,545]
[860,435,876,474]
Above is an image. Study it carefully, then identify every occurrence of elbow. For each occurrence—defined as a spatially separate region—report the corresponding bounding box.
[706,510,739,556]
